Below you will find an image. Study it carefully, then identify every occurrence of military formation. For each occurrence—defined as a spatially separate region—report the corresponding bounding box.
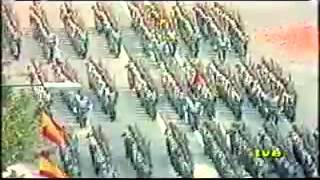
[29,59,52,110]
[3,1,319,178]
[59,133,82,178]
[2,2,21,60]
[123,2,318,178]
[165,122,194,177]
[62,89,93,128]
[86,57,118,121]
[60,2,89,59]
[88,125,118,178]
[122,124,152,178]
[92,2,122,58]
[194,2,248,60]
[29,1,60,63]
[126,59,158,120]
[174,3,201,59]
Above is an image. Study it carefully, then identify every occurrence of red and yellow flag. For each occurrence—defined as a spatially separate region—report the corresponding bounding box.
[40,111,67,147]
[39,156,69,178]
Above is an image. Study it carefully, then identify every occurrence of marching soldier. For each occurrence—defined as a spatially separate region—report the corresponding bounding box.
[191,27,201,58]
[226,124,240,155]
[88,133,98,169]
[218,32,230,63]
[11,31,21,60]
[79,31,89,59]
[191,98,202,131]
[122,125,152,178]
[3,8,21,60]
[114,29,122,58]
[122,130,133,160]
[48,33,61,62]
[108,88,118,122]
[71,134,80,157]
[126,63,135,90]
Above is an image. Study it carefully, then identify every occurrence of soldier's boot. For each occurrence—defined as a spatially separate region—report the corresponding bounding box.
[82,46,88,59]
[125,146,129,159]
[79,118,83,128]
[15,42,21,60]
[83,118,87,128]
[130,155,134,166]
[151,105,156,121]
[179,111,184,120]
[110,110,116,122]
[95,166,99,175]
[204,145,209,156]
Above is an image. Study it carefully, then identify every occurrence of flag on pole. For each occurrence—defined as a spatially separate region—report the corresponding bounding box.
[39,111,68,148]
[39,156,69,178]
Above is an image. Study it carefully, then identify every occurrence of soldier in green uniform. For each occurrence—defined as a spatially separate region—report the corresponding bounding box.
[122,130,132,160]
[71,163,81,177]
[79,31,89,59]
[116,35,122,58]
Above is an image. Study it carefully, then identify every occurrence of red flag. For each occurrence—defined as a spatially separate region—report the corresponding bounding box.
[40,111,68,147]
[191,71,206,86]
[39,155,69,178]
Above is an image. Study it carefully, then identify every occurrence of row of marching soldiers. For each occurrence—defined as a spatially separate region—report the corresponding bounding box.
[122,124,152,178]
[128,2,179,58]
[29,2,63,63]
[29,2,80,83]
[126,2,317,178]
[198,67,317,178]
[201,116,319,178]
[131,3,219,136]
[88,125,118,177]
[127,2,247,63]
[37,111,82,178]
[201,115,285,178]
[28,54,88,130]
[2,2,21,60]
[126,2,242,128]
[236,56,297,124]
[127,1,241,125]
[134,2,200,60]
[60,2,89,59]
[127,2,214,131]
[29,59,52,110]
[92,2,122,58]
[126,59,158,121]
[173,3,202,59]
[193,2,249,60]
[86,57,118,121]
[159,56,211,131]
[127,2,204,61]
[58,131,81,178]
[129,2,228,134]
[206,59,243,121]
[62,88,93,128]
[165,122,194,178]
[200,121,253,178]
[28,61,82,177]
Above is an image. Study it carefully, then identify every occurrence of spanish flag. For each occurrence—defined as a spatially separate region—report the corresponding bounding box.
[40,111,67,147]
[39,156,69,178]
